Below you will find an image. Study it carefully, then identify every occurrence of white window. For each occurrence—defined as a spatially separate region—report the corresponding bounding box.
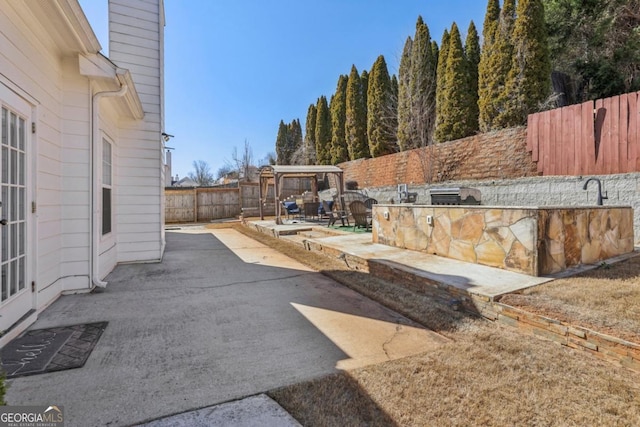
[102,139,112,235]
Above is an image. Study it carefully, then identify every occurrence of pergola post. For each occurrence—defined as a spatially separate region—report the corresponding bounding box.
[274,172,282,224]
[258,175,264,220]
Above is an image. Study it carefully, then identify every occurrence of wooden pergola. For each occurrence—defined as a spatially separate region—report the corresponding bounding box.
[258,165,345,224]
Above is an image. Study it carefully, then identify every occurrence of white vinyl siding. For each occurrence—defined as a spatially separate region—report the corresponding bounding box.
[110,0,164,263]
[1,2,66,301]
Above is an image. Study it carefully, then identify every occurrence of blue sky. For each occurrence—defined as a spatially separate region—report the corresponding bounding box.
[79,1,487,180]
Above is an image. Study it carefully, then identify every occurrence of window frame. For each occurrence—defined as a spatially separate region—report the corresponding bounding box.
[101,137,112,236]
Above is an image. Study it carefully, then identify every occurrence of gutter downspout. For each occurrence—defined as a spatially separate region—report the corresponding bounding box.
[90,74,128,288]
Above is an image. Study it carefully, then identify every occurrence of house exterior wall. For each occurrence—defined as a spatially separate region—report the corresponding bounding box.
[109,0,165,262]
[61,56,91,291]
[0,0,165,339]
[97,105,121,278]
[1,2,67,309]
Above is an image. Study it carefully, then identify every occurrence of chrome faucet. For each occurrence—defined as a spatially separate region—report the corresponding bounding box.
[582,177,608,206]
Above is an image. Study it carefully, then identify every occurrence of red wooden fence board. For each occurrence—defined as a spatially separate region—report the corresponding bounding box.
[544,110,559,175]
[629,91,636,172]
[573,104,583,174]
[572,104,581,175]
[529,113,539,161]
[602,97,611,174]
[557,108,564,175]
[610,95,620,174]
[527,114,534,152]
[561,105,573,175]
[595,98,606,174]
[556,108,564,175]
[629,92,640,172]
[541,110,551,173]
[619,94,629,173]
[549,109,555,174]
[582,100,595,174]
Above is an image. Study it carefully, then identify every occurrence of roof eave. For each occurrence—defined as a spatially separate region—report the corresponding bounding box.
[80,53,145,120]
[53,0,102,54]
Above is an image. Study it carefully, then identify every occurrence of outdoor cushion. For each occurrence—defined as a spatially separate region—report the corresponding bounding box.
[318,200,334,215]
[283,201,300,214]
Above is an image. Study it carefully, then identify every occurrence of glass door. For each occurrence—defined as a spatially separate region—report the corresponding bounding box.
[0,103,30,331]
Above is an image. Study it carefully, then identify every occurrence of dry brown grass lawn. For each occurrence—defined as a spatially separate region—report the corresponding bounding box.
[270,327,640,426]
[500,255,640,344]
[206,221,640,425]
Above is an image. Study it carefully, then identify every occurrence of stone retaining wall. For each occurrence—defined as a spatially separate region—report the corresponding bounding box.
[367,253,640,373]
[487,303,640,373]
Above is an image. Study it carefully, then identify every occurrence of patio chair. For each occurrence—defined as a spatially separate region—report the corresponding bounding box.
[303,201,320,220]
[349,200,371,231]
[282,201,300,219]
[322,200,349,227]
[363,198,378,210]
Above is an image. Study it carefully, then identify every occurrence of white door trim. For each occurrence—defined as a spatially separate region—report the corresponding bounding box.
[0,81,36,333]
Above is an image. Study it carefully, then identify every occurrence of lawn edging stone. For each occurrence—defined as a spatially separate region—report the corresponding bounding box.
[490,302,640,373]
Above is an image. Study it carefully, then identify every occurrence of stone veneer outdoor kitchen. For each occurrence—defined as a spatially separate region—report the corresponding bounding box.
[372,205,634,276]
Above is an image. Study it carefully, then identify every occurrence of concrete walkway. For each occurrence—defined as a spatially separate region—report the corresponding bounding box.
[249,220,553,299]
[6,228,448,426]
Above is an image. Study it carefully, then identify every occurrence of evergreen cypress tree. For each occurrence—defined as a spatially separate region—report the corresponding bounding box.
[502,0,551,126]
[314,96,332,165]
[431,41,439,69]
[330,74,349,164]
[436,23,474,142]
[397,36,413,151]
[275,119,302,165]
[304,104,317,165]
[492,0,517,128]
[390,74,399,150]
[360,69,369,126]
[408,16,437,149]
[289,118,303,160]
[465,20,481,134]
[345,65,369,160]
[367,55,396,157]
[435,29,450,142]
[275,120,289,165]
[478,0,501,131]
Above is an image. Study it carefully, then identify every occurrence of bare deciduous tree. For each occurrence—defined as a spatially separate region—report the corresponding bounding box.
[259,151,277,167]
[188,160,215,186]
[216,164,234,180]
[231,139,255,182]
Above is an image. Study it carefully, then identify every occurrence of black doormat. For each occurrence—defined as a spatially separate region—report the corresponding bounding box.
[1,322,108,378]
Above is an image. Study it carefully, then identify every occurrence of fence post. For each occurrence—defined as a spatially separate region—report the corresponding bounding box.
[193,188,198,223]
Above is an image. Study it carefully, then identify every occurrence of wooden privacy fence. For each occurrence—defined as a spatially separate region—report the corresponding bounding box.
[165,183,275,223]
[527,91,640,175]
[165,187,240,223]
[165,179,317,223]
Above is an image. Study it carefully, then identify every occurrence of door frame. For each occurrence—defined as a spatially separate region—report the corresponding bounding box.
[0,80,36,333]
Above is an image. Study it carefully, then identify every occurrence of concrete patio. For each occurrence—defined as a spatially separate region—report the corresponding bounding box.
[6,228,448,426]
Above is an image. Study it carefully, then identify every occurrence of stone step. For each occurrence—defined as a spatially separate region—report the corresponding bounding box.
[279,234,308,248]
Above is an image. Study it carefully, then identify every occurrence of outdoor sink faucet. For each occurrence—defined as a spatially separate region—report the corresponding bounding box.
[582,177,608,206]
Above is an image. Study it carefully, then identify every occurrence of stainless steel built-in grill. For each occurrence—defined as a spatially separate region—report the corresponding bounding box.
[429,187,481,205]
